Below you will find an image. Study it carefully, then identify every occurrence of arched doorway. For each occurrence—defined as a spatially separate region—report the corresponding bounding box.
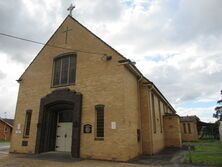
[35,88,82,158]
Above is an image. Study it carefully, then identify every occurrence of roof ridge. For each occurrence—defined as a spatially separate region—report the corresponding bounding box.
[0,118,13,127]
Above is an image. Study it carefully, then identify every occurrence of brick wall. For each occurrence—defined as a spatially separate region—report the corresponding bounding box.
[163,115,182,148]
[0,120,12,141]
[180,121,198,141]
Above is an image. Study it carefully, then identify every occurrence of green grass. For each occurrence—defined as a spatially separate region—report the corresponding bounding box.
[195,141,222,152]
[185,152,222,165]
[184,140,222,165]
[0,140,10,144]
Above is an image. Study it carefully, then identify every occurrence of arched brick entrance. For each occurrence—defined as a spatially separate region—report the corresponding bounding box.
[35,88,82,158]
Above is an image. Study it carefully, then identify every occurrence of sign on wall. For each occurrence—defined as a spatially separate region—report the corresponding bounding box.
[17,123,21,129]
[15,130,22,134]
[83,124,92,133]
[15,123,22,134]
[111,122,116,129]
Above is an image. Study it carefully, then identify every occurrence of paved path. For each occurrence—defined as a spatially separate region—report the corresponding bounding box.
[0,151,217,167]
[0,146,217,167]
[0,142,10,155]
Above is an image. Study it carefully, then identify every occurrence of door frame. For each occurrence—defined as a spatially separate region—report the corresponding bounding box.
[35,88,82,158]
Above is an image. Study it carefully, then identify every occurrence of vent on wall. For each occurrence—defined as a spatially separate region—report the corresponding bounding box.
[22,140,28,146]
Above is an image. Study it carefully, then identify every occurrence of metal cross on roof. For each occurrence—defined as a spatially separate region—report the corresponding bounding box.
[67,3,75,16]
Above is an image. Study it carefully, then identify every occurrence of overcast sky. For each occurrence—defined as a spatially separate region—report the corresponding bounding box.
[0,0,221,122]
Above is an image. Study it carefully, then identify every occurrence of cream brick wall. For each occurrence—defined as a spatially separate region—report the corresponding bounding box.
[140,87,152,155]
[140,88,178,155]
[10,16,140,161]
[163,115,182,148]
[180,122,198,142]
[150,93,165,154]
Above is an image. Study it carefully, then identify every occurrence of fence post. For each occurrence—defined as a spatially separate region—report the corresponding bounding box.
[188,145,192,163]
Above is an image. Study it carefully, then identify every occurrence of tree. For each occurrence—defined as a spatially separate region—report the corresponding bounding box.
[214,90,222,121]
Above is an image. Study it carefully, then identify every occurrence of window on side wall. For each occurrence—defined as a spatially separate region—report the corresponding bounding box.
[183,123,187,134]
[158,100,163,133]
[151,93,156,133]
[23,110,32,138]
[95,104,105,140]
[52,54,76,87]
[188,123,191,134]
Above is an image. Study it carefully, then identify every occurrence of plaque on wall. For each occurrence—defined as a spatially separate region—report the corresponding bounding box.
[83,124,92,133]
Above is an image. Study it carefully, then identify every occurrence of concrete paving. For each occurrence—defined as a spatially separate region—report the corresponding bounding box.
[130,148,185,166]
[0,149,216,167]
[0,154,215,167]
[0,142,10,155]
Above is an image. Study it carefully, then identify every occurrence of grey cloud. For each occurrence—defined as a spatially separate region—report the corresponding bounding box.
[108,0,222,55]
[74,0,123,22]
[166,0,222,43]
[145,52,222,104]
[0,0,67,64]
[0,70,6,80]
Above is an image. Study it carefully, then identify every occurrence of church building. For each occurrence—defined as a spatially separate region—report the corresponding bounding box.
[10,15,182,161]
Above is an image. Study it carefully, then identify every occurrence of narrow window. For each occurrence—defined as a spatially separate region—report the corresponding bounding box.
[183,123,187,134]
[188,123,191,134]
[163,103,166,113]
[53,54,76,86]
[53,58,62,86]
[151,93,156,133]
[168,107,171,113]
[24,110,32,138]
[69,56,76,83]
[158,100,163,133]
[60,56,69,84]
[95,105,105,139]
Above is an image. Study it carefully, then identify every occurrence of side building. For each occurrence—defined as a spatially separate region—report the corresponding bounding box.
[180,116,199,142]
[0,118,14,141]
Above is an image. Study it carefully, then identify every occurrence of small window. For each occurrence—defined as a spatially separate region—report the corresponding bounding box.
[22,141,28,146]
[53,54,76,87]
[95,104,105,139]
[151,93,156,133]
[24,110,32,138]
[188,123,191,134]
[183,123,187,134]
[163,104,166,113]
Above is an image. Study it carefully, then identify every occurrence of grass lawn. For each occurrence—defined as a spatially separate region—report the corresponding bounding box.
[0,140,10,147]
[0,140,9,143]
[184,140,222,166]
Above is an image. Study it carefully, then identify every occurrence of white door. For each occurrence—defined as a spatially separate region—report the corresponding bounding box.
[55,122,72,152]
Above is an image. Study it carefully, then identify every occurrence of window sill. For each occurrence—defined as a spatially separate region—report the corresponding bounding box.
[51,83,75,88]
[95,137,104,141]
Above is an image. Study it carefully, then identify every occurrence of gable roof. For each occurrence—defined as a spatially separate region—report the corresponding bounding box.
[3,119,14,126]
[0,118,13,128]
[180,116,200,122]
[18,15,177,114]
